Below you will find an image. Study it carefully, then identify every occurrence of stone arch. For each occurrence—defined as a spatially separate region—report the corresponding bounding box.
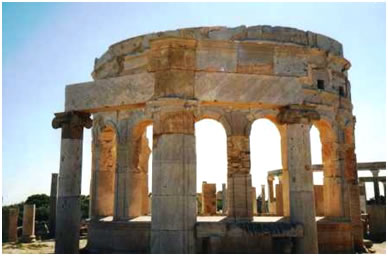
[249,115,282,216]
[312,118,344,217]
[131,119,152,216]
[95,123,118,218]
[196,108,232,136]
[194,117,228,215]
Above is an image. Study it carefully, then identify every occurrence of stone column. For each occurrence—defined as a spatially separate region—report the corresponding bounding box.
[371,169,380,203]
[383,181,386,197]
[267,175,275,214]
[322,125,345,218]
[22,204,36,243]
[359,182,367,213]
[251,187,257,215]
[277,105,319,253]
[222,183,227,215]
[202,182,217,215]
[261,185,266,214]
[49,173,58,238]
[52,111,92,253]
[2,207,19,242]
[276,175,284,216]
[150,99,197,253]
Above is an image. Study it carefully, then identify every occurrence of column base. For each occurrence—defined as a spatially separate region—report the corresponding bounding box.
[21,235,36,243]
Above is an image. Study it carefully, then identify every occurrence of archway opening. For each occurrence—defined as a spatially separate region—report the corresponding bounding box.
[310,124,324,216]
[250,118,282,216]
[195,119,227,216]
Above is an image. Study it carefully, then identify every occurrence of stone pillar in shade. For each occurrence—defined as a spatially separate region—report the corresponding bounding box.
[275,183,284,216]
[277,105,319,253]
[2,207,19,242]
[251,187,257,215]
[222,183,227,215]
[52,111,92,253]
[383,181,386,197]
[149,99,197,254]
[49,173,58,238]
[371,170,380,203]
[260,185,267,214]
[267,175,275,205]
[22,204,36,243]
[359,182,367,213]
[202,182,217,215]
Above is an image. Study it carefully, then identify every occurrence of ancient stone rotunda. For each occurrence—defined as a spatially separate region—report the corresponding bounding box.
[52,25,362,254]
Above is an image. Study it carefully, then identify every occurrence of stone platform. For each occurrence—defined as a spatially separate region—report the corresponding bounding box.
[87,216,353,253]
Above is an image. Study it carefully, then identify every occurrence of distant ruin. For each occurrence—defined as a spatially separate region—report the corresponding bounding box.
[52,25,362,253]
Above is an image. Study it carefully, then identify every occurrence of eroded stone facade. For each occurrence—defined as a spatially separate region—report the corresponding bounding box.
[52,25,360,254]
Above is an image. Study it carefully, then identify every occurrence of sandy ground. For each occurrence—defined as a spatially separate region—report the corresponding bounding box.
[2,239,87,254]
[2,238,385,254]
[369,241,386,254]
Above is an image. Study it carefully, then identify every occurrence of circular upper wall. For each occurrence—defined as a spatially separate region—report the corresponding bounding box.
[92,25,347,80]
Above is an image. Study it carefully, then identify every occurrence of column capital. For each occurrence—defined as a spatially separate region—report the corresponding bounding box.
[370,169,380,177]
[52,111,92,139]
[276,105,320,125]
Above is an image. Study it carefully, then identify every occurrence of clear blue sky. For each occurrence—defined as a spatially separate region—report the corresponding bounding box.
[3,2,386,205]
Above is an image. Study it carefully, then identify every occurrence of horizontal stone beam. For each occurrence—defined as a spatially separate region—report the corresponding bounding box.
[65,73,154,112]
[65,72,304,112]
[359,177,386,183]
[268,162,386,177]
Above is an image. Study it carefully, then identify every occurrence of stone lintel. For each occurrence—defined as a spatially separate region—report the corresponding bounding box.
[276,104,320,124]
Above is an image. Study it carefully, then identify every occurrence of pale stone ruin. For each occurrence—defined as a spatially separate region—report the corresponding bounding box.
[201,182,217,215]
[21,204,36,243]
[52,25,364,253]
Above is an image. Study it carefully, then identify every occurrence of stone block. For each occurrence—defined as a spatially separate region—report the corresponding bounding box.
[314,185,324,216]
[151,230,195,253]
[237,43,274,75]
[154,70,195,98]
[65,73,154,112]
[202,183,217,215]
[274,55,308,77]
[196,41,237,72]
[152,134,196,196]
[2,208,19,242]
[195,72,303,105]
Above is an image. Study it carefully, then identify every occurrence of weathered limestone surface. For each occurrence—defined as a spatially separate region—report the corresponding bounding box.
[55,25,359,254]
[52,111,92,253]
[150,99,197,253]
[314,185,324,216]
[49,173,58,238]
[22,204,36,243]
[278,105,319,254]
[202,183,217,215]
[2,208,19,242]
[251,187,257,215]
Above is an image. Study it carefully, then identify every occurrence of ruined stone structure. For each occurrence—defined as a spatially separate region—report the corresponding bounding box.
[22,204,36,243]
[202,182,217,215]
[52,25,360,253]
[2,207,19,242]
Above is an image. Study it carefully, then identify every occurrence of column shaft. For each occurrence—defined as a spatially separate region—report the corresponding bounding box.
[49,173,58,238]
[227,135,252,221]
[52,111,91,253]
[22,204,36,242]
[285,123,318,253]
[150,101,197,253]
